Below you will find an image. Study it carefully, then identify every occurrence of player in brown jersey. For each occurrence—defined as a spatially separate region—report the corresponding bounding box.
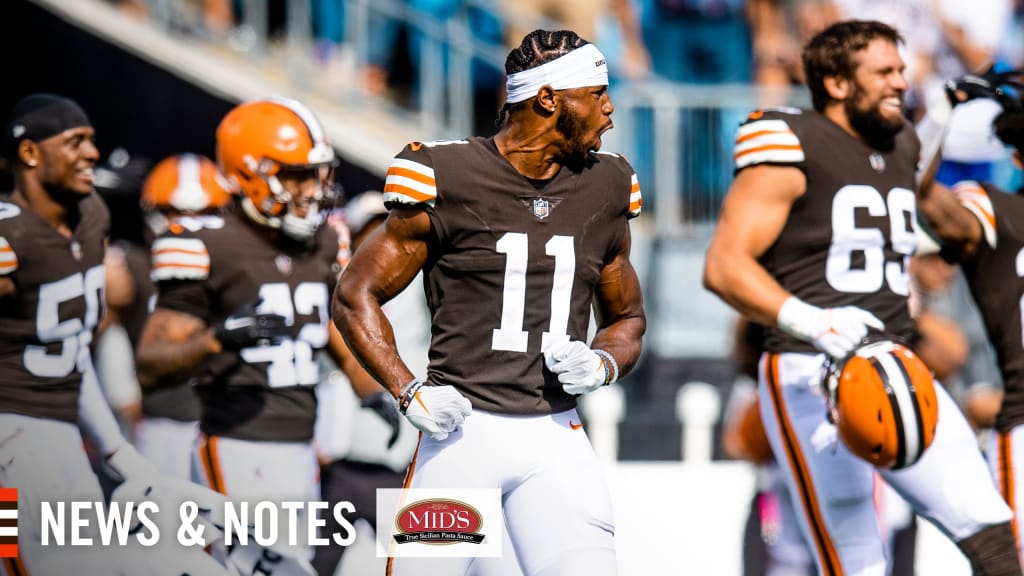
[704,21,1019,576]
[917,101,1024,566]
[334,30,646,576]
[0,94,231,574]
[135,98,382,567]
[106,154,232,481]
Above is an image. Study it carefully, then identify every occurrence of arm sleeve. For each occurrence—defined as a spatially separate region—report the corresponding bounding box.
[733,111,805,173]
[383,143,438,209]
[952,180,997,250]
[0,237,16,275]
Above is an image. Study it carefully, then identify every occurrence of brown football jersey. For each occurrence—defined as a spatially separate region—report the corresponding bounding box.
[113,241,200,423]
[0,193,109,422]
[151,209,345,441]
[733,109,919,353]
[383,137,642,415]
[952,182,1024,432]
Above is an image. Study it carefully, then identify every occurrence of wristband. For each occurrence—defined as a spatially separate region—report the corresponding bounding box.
[592,349,619,385]
[398,379,424,414]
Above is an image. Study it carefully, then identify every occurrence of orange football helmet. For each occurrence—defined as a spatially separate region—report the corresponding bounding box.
[826,339,939,470]
[141,154,233,235]
[216,98,336,239]
[142,154,232,213]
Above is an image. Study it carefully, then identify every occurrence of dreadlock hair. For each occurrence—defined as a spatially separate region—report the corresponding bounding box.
[495,29,590,129]
[995,107,1024,153]
[802,20,904,112]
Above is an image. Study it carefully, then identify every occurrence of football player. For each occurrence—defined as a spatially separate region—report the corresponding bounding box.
[334,30,646,576]
[107,154,233,480]
[703,21,1020,576]
[917,93,1024,566]
[135,98,383,565]
[0,94,229,575]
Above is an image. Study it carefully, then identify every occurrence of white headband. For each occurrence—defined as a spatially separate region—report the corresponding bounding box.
[505,44,608,104]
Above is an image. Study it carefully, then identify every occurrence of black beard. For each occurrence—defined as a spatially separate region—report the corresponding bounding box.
[845,94,904,152]
[555,107,591,170]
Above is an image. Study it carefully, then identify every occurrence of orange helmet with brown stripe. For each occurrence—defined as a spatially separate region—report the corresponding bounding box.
[825,338,939,470]
[216,98,337,239]
[141,153,233,235]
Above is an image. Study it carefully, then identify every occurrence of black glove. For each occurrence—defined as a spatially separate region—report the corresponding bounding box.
[361,391,401,448]
[945,68,1023,112]
[214,305,291,350]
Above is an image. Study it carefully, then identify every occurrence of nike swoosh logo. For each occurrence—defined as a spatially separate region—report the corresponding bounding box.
[569,420,583,431]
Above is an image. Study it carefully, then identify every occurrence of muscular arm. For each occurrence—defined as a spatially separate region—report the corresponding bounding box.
[590,226,646,377]
[702,164,805,326]
[327,321,388,399]
[333,208,430,398]
[136,308,221,392]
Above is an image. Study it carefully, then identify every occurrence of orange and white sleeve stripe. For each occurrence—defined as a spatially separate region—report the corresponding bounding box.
[384,158,437,207]
[150,237,210,281]
[0,237,15,275]
[952,181,997,249]
[733,118,804,170]
[628,173,642,218]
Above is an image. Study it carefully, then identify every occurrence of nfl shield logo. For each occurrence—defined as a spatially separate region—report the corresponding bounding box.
[532,198,550,219]
[869,153,885,173]
[275,254,292,275]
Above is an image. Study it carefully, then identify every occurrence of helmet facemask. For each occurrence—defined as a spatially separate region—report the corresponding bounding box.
[239,155,339,240]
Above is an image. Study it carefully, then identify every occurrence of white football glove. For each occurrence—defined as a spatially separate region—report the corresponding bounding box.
[544,340,615,395]
[398,380,472,441]
[777,296,885,359]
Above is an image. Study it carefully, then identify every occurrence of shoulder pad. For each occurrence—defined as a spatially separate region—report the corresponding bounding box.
[0,236,16,275]
[952,181,997,249]
[384,156,437,208]
[150,236,210,281]
[733,110,805,171]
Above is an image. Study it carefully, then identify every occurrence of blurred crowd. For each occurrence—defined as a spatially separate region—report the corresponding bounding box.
[103,1,1023,110]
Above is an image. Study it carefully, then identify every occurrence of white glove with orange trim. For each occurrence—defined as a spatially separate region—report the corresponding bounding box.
[777,296,885,360]
[398,380,472,441]
[544,340,617,395]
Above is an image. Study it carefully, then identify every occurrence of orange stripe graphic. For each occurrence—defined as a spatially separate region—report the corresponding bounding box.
[735,128,792,144]
[387,433,424,576]
[386,166,436,186]
[383,183,435,203]
[765,354,843,575]
[734,144,803,160]
[0,486,22,572]
[200,435,226,495]
[999,432,1019,552]
[964,198,997,230]
[152,247,207,257]
[152,263,210,271]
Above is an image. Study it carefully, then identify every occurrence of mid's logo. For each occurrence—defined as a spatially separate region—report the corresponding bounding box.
[0,488,17,558]
[394,499,485,545]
